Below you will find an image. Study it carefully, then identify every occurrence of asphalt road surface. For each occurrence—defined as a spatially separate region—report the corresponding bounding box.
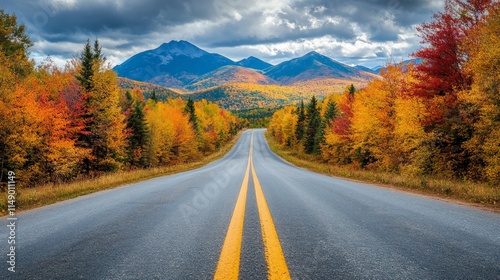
[2,129,499,279]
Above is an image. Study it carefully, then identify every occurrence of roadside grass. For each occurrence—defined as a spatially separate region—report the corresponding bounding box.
[0,132,243,216]
[265,132,499,210]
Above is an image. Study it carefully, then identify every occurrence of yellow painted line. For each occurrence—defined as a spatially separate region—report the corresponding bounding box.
[251,147,291,279]
[214,133,253,280]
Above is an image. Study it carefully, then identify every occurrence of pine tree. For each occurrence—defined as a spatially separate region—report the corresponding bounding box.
[75,39,96,173]
[150,89,158,103]
[126,100,150,167]
[324,100,339,125]
[76,39,127,172]
[313,100,339,154]
[304,96,321,154]
[93,38,104,61]
[348,84,356,96]
[295,100,306,142]
[76,40,94,93]
[184,97,198,132]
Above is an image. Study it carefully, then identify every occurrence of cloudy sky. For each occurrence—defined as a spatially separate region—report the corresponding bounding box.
[2,0,444,68]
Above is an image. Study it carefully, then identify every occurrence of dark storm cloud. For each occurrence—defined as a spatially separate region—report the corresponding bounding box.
[4,0,224,36]
[1,0,443,67]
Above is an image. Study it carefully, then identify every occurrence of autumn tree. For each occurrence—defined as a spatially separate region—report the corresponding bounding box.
[461,3,500,183]
[268,107,297,146]
[351,65,409,170]
[411,0,495,178]
[0,8,33,77]
[0,9,34,185]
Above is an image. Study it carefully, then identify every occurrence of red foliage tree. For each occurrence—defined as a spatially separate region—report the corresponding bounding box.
[412,0,494,98]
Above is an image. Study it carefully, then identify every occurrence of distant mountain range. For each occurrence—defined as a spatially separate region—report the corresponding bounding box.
[113,40,379,89]
[113,41,423,111]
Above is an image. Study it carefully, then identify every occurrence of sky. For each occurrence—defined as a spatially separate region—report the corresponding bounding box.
[2,0,445,68]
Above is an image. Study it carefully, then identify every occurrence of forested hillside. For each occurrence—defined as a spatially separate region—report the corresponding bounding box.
[118,77,182,100]
[269,0,500,187]
[189,78,372,111]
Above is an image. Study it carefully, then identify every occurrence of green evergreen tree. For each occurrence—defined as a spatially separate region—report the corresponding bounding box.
[313,100,339,155]
[126,100,150,167]
[184,97,198,132]
[305,96,321,154]
[295,100,306,142]
[324,100,339,125]
[76,39,126,172]
[93,38,104,61]
[76,39,94,93]
[124,90,134,111]
[75,39,97,172]
[150,89,158,103]
[348,84,356,96]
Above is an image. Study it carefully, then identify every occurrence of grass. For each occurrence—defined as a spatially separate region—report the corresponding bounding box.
[0,132,243,216]
[265,132,500,211]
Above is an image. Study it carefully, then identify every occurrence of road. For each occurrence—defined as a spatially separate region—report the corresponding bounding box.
[1,129,499,279]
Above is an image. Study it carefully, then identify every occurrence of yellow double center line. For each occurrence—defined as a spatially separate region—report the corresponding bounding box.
[214,132,291,280]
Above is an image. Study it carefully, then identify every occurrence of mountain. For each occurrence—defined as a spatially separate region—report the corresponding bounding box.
[185,65,276,91]
[237,56,272,70]
[355,65,377,74]
[113,40,235,88]
[371,65,384,74]
[264,51,376,85]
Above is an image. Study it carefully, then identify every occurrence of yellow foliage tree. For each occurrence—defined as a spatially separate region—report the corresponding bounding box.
[351,65,406,170]
[461,4,500,183]
[268,106,297,146]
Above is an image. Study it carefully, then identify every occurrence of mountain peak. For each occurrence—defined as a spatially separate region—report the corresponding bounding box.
[161,40,193,47]
[237,56,272,70]
[304,51,321,56]
[155,40,207,58]
[265,50,369,84]
[113,40,235,87]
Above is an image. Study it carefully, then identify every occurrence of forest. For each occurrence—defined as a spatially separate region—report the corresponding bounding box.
[0,9,244,189]
[269,0,500,186]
